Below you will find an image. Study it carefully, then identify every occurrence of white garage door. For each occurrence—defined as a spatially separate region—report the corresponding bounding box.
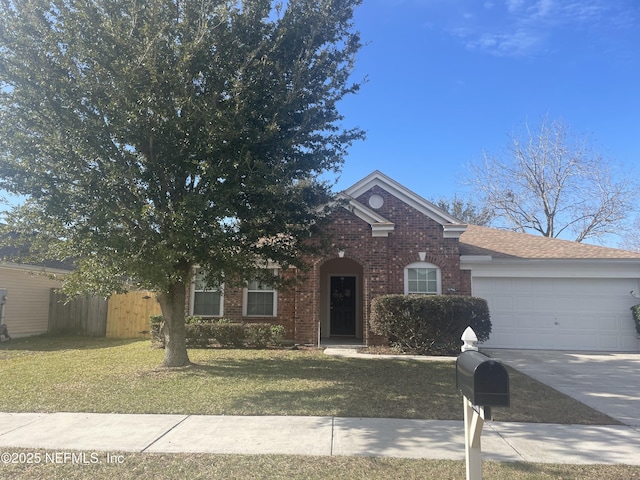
[473,277,640,351]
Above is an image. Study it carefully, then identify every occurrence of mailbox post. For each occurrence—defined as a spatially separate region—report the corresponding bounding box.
[456,327,510,480]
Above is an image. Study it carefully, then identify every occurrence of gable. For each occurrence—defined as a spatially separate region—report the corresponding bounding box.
[334,193,395,237]
[340,170,467,239]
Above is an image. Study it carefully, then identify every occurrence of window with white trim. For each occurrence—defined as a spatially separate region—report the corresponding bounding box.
[404,262,441,295]
[243,269,278,317]
[191,270,223,317]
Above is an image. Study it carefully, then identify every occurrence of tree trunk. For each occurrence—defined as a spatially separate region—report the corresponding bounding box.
[156,281,191,367]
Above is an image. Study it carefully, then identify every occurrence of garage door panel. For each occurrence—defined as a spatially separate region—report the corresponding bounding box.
[513,296,534,310]
[474,277,640,352]
[514,315,539,328]
[553,314,599,329]
[492,295,515,310]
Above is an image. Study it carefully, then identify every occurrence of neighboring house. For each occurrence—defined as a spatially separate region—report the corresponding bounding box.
[0,256,71,338]
[189,170,640,352]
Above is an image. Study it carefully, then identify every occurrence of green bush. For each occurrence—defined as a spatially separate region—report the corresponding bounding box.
[185,317,216,348]
[150,315,217,348]
[246,323,273,348]
[149,316,285,349]
[245,324,287,348]
[370,295,492,355]
[149,315,164,347]
[213,319,246,348]
[632,305,640,336]
[269,325,286,346]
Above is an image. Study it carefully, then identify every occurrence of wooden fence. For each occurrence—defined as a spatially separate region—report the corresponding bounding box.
[48,290,162,339]
[48,290,108,336]
[105,291,162,338]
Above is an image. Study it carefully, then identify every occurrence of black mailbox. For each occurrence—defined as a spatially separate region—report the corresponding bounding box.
[456,351,510,407]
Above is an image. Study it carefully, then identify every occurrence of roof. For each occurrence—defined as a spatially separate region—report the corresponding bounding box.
[459,225,640,260]
[344,170,464,226]
[0,245,75,272]
[341,170,467,239]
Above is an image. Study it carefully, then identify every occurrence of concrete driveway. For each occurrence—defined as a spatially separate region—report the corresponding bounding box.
[483,349,640,427]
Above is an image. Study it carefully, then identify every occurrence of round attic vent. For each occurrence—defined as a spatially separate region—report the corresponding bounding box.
[368,194,384,209]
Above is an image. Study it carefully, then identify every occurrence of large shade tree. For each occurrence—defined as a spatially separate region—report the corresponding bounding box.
[0,0,364,366]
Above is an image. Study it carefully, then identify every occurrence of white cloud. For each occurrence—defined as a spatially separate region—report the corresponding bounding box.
[531,0,555,18]
[442,0,638,58]
[466,29,543,57]
[505,0,526,13]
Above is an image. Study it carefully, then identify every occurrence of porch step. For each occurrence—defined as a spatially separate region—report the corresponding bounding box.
[321,339,365,349]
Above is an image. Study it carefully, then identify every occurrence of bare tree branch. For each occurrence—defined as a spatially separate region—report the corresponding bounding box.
[465,117,638,243]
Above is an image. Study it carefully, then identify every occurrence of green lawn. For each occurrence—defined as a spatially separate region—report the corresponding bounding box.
[1,451,639,480]
[0,335,617,424]
[1,336,637,480]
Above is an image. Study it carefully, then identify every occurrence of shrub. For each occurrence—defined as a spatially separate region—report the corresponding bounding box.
[245,323,287,348]
[370,295,492,355]
[149,315,164,347]
[632,305,640,336]
[213,319,246,348]
[149,316,287,349]
[150,315,217,348]
[185,317,215,348]
[269,325,286,346]
[246,323,274,348]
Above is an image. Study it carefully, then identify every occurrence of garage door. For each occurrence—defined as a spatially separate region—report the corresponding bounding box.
[473,277,640,351]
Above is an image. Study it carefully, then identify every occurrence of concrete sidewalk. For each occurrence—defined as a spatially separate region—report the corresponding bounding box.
[1,412,639,465]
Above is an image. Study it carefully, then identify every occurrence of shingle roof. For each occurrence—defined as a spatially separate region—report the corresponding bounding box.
[0,245,75,271]
[459,225,640,260]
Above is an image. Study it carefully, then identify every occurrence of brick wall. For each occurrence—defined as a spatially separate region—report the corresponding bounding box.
[211,184,470,345]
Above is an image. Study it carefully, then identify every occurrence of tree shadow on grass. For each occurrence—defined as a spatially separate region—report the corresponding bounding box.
[0,334,144,352]
[147,354,620,424]
[153,355,461,419]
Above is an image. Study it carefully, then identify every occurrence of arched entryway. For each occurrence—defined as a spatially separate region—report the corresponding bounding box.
[319,258,364,342]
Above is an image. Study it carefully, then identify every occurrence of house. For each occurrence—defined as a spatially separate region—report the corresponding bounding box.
[190,170,640,352]
[0,256,70,338]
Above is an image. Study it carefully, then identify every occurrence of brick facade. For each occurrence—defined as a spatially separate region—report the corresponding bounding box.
[200,172,470,345]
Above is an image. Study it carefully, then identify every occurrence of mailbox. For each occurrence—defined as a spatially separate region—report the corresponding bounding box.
[456,350,510,407]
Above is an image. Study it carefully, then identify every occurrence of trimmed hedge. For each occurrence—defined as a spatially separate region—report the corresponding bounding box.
[150,316,286,349]
[370,295,492,355]
[632,305,640,336]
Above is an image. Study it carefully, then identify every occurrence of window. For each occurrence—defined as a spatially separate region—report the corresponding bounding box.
[191,270,223,317]
[404,262,441,295]
[243,269,278,317]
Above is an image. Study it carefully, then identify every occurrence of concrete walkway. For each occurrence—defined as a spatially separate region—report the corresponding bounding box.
[1,412,640,464]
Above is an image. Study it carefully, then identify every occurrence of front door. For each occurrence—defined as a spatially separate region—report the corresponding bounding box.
[330,276,356,336]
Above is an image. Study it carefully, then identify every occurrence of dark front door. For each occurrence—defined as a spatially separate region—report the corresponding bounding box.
[330,276,356,336]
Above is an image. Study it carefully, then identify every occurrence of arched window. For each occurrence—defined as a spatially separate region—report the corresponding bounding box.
[404,262,441,295]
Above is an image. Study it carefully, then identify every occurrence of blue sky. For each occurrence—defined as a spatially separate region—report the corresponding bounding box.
[2,0,638,231]
[332,0,640,200]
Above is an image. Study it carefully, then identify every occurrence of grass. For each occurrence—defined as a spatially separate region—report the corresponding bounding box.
[0,335,617,424]
[1,451,639,480]
[1,336,635,479]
